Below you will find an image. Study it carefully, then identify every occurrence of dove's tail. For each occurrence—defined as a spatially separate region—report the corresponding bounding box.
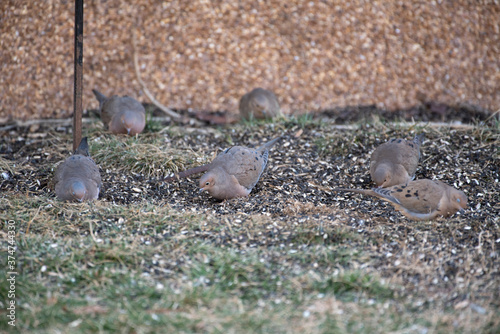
[164,164,212,182]
[74,137,89,156]
[92,89,108,105]
[333,187,402,205]
[259,136,282,152]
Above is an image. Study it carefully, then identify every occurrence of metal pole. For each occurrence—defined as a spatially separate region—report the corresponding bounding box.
[73,0,83,151]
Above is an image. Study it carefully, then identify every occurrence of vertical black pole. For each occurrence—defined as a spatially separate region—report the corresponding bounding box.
[73,0,84,152]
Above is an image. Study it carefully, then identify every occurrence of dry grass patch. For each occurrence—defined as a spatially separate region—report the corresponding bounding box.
[0,155,15,174]
[89,134,208,178]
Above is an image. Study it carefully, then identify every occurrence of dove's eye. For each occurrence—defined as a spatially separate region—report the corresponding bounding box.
[205,182,210,186]
[456,198,461,203]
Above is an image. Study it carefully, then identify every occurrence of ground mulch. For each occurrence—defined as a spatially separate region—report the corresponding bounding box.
[1,107,498,322]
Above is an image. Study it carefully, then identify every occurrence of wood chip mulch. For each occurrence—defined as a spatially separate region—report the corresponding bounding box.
[1,1,499,121]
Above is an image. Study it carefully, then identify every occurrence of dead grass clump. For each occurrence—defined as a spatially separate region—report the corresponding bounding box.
[89,135,205,178]
[0,156,15,174]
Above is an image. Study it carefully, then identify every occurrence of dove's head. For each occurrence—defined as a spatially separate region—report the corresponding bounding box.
[69,180,87,202]
[449,189,468,212]
[199,168,249,200]
[200,169,225,197]
[374,164,410,188]
[120,110,145,135]
[373,165,392,187]
[253,93,269,115]
[200,172,216,192]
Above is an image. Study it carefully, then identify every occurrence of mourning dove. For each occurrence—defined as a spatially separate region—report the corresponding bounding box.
[333,179,468,221]
[92,89,146,135]
[166,137,282,199]
[54,137,102,202]
[370,133,425,188]
[239,88,281,120]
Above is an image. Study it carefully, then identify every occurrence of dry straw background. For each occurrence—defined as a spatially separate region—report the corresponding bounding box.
[1,0,499,121]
